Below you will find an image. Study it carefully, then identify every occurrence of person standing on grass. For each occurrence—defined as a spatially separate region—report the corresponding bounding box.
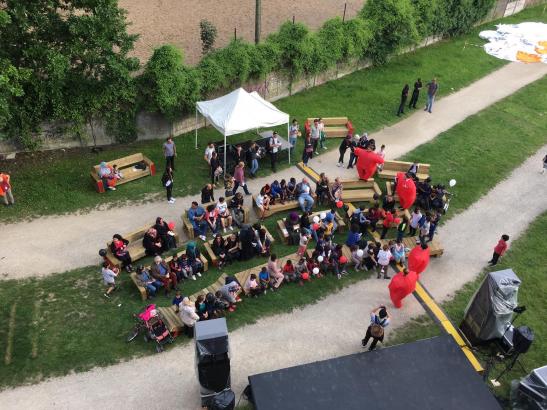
[541,154,547,174]
[163,136,177,171]
[362,306,390,351]
[408,78,422,109]
[269,131,282,172]
[397,84,409,116]
[204,142,215,163]
[311,119,320,155]
[289,119,300,156]
[0,172,14,206]
[161,167,175,204]
[424,78,438,113]
[488,234,510,266]
[101,262,119,298]
[232,162,251,196]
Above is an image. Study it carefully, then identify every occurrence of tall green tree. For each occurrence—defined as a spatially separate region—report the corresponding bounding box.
[0,0,139,148]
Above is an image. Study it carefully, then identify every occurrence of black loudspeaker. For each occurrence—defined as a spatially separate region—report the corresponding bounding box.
[513,326,534,354]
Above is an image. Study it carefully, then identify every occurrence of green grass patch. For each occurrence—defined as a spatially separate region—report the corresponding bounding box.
[388,211,547,406]
[1,5,546,222]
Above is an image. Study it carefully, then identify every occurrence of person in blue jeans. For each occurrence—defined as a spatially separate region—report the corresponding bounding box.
[188,201,207,240]
[289,119,299,157]
[424,78,438,113]
[295,178,314,212]
[136,265,163,298]
[246,142,260,177]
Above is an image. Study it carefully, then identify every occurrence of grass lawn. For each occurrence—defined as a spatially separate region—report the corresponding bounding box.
[1,5,546,223]
[387,211,547,407]
[1,72,546,389]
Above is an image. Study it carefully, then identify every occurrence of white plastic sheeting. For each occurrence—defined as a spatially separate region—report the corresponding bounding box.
[479,22,547,64]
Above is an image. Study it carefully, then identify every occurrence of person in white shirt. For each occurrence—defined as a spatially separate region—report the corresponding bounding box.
[409,207,422,237]
[310,119,320,154]
[255,188,271,221]
[419,215,431,245]
[289,119,299,154]
[204,142,215,164]
[101,262,119,298]
[362,306,390,351]
[376,244,392,279]
[269,131,282,172]
[318,118,327,150]
[376,144,386,171]
[216,196,233,233]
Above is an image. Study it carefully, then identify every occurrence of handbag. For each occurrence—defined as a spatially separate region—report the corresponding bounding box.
[214,166,223,177]
[370,324,384,338]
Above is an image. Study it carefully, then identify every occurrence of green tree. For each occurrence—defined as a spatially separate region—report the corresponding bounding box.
[442,0,495,36]
[200,19,218,55]
[140,45,200,121]
[342,17,372,60]
[0,0,140,148]
[359,0,419,64]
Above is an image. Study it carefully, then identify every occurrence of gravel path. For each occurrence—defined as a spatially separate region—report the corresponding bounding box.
[1,146,545,410]
[1,62,545,281]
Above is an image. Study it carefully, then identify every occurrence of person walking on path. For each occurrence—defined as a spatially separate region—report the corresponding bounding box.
[362,306,390,351]
[289,119,300,156]
[541,154,547,174]
[232,162,251,196]
[337,134,352,167]
[162,136,177,171]
[488,234,510,266]
[424,78,438,113]
[408,78,422,109]
[0,172,14,206]
[161,167,175,204]
[397,84,409,116]
[302,136,313,166]
[269,131,282,172]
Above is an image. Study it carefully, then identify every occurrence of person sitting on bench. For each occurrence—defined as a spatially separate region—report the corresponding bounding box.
[154,217,176,250]
[228,193,245,228]
[150,256,178,295]
[136,265,163,298]
[212,234,228,268]
[188,201,207,241]
[143,228,163,256]
[110,234,133,272]
[296,178,314,213]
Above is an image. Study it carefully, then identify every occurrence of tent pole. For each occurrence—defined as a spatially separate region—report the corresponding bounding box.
[195,108,198,150]
[287,122,291,164]
[224,133,227,174]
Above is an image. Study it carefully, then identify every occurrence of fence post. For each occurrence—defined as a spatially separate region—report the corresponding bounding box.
[255,0,261,44]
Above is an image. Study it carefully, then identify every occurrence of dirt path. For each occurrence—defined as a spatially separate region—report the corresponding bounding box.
[1,146,545,409]
[1,62,545,280]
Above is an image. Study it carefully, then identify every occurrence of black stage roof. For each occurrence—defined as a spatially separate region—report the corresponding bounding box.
[248,334,500,410]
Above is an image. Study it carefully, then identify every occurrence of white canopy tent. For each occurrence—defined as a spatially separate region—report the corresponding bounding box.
[195,88,291,169]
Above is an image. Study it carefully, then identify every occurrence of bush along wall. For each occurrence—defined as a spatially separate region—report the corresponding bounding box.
[0,0,497,149]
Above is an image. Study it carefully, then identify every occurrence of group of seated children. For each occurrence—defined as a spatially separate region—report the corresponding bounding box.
[284,209,340,245]
[347,239,408,280]
[134,242,205,299]
[188,193,246,241]
[211,223,272,267]
[254,177,299,219]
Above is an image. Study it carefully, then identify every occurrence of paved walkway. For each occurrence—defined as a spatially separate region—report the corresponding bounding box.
[0,62,545,280]
[1,146,545,409]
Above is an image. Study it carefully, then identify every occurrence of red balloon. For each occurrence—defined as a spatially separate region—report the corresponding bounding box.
[388,270,418,308]
[408,245,430,276]
[312,223,320,231]
[168,221,176,231]
[339,255,348,264]
[395,172,417,209]
[301,272,310,281]
[354,148,384,180]
[336,200,344,208]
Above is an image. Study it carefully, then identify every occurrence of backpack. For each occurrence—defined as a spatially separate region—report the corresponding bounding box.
[288,230,301,246]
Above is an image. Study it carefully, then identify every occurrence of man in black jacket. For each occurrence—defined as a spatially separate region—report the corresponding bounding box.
[408,78,422,109]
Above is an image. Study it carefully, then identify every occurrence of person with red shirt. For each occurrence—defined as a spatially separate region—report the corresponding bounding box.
[489,234,510,266]
[380,210,395,239]
[0,172,14,206]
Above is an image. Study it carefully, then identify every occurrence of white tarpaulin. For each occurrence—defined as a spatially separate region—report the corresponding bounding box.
[195,88,291,165]
[479,22,547,64]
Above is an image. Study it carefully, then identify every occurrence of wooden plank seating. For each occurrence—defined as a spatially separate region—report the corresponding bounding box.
[181,196,249,239]
[203,226,276,267]
[345,203,411,226]
[252,197,301,219]
[385,181,400,201]
[378,160,430,181]
[130,249,209,301]
[276,211,347,245]
[304,117,354,138]
[105,223,180,268]
[90,153,155,193]
[234,254,300,295]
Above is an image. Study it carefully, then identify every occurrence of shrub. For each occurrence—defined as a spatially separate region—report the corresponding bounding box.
[342,17,373,60]
[359,0,419,64]
[317,17,346,66]
[200,19,218,55]
[442,0,496,36]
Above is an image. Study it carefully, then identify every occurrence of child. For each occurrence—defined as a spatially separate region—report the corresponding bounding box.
[295,258,309,285]
[255,189,271,221]
[489,234,510,266]
[297,231,310,257]
[169,256,184,282]
[178,253,195,280]
[376,244,392,279]
[214,290,230,312]
[101,262,119,298]
[419,215,431,245]
[392,238,406,265]
[112,164,123,180]
[246,273,263,297]
[258,267,271,294]
[376,145,386,172]
[271,180,285,204]
[283,260,297,283]
[286,177,297,200]
[172,290,184,313]
[351,245,365,271]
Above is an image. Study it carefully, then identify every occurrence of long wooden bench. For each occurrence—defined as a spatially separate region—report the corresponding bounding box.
[182,196,249,239]
[203,226,276,267]
[90,153,156,193]
[234,254,299,295]
[105,223,180,268]
[378,160,430,181]
[385,181,400,201]
[130,249,209,301]
[252,197,302,219]
[304,117,354,138]
[276,211,347,244]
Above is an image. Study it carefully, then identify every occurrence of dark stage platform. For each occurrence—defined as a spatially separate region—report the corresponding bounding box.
[248,335,500,410]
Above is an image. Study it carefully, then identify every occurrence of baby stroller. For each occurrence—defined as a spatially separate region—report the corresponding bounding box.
[127,304,174,353]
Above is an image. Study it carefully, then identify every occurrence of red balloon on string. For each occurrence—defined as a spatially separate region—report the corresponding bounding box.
[312,223,320,231]
[354,148,384,180]
[339,255,348,264]
[388,269,418,308]
[168,221,176,230]
[395,172,417,209]
[408,244,430,276]
[336,200,344,208]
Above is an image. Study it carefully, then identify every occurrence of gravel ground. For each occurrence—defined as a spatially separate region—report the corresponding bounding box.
[1,62,545,281]
[1,146,545,409]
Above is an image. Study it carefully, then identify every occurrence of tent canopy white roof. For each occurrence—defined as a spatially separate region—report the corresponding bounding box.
[196,88,289,136]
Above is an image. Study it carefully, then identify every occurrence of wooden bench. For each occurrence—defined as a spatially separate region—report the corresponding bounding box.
[252,197,300,219]
[182,196,249,238]
[385,181,399,201]
[304,117,354,138]
[234,254,298,295]
[344,202,411,243]
[378,160,430,181]
[90,153,156,193]
[203,226,276,267]
[130,249,209,301]
[276,210,347,244]
[105,223,180,268]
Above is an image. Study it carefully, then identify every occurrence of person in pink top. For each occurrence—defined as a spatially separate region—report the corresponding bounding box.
[489,234,509,266]
[267,254,284,289]
[232,161,251,196]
